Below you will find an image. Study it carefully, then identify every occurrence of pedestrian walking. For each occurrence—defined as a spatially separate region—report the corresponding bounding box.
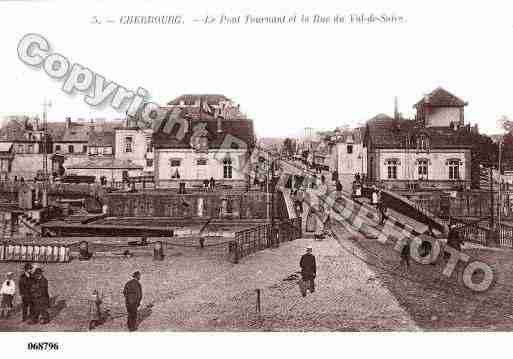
[336,180,343,192]
[371,186,379,206]
[420,227,437,265]
[123,271,142,332]
[30,268,50,324]
[445,221,462,260]
[377,194,387,225]
[19,263,34,322]
[399,240,411,269]
[0,272,16,318]
[299,246,317,297]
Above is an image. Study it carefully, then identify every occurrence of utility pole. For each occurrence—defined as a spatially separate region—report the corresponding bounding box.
[490,166,494,230]
[498,139,503,243]
[41,99,51,208]
[271,156,278,247]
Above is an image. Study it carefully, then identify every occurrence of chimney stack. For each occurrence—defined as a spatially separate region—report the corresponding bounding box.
[217,117,223,133]
[394,96,399,120]
[65,117,72,129]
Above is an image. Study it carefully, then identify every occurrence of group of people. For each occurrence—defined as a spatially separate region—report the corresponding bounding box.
[0,265,143,331]
[0,263,50,324]
[202,177,217,189]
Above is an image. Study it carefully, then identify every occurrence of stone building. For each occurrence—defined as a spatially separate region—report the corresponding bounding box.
[332,127,367,177]
[364,88,474,191]
[153,95,255,189]
[114,126,154,175]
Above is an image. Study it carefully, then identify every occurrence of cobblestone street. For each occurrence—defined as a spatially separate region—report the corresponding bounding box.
[0,235,417,331]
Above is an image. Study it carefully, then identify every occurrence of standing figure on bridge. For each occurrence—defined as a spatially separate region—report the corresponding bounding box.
[299,246,317,297]
[332,170,338,183]
[336,180,343,200]
[399,240,411,270]
[371,186,379,206]
[445,221,462,259]
[377,192,387,225]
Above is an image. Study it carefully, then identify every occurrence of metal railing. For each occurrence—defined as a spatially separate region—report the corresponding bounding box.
[231,217,302,263]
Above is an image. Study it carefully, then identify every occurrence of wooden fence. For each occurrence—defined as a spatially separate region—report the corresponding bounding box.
[231,217,302,263]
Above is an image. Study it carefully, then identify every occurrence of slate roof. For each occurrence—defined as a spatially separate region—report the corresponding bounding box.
[56,123,90,142]
[153,116,255,150]
[66,158,142,170]
[0,119,30,141]
[332,127,366,144]
[167,94,231,106]
[0,119,122,144]
[88,131,114,147]
[414,87,467,108]
[364,114,474,149]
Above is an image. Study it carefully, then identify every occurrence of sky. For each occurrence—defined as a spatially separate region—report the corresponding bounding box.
[0,0,512,138]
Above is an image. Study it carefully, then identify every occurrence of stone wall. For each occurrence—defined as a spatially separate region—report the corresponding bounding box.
[106,190,288,220]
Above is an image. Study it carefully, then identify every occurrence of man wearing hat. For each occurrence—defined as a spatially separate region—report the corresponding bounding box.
[19,263,34,322]
[123,271,142,331]
[30,268,50,324]
[299,246,317,297]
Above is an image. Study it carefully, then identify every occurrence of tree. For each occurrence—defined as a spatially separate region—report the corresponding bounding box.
[497,115,513,165]
[282,138,296,157]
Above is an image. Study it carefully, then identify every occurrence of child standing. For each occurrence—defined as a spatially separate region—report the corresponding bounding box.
[1,272,16,318]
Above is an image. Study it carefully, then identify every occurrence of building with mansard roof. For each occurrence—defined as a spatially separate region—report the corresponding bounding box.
[363,88,476,191]
[152,96,255,189]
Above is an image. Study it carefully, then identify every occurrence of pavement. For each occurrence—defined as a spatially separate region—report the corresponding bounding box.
[0,234,418,331]
[126,236,418,331]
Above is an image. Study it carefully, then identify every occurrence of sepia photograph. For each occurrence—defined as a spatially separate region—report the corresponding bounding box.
[0,0,512,357]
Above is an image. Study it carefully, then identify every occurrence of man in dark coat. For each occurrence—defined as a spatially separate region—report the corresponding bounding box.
[123,271,142,332]
[377,194,387,225]
[19,263,34,322]
[299,247,316,297]
[445,223,462,260]
[399,240,411,269]
[447,224,462,251]
[30,268,50,324]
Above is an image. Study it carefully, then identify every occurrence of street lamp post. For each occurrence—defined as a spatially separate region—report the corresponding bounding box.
[498,139,503,244]
[268,155,278,248]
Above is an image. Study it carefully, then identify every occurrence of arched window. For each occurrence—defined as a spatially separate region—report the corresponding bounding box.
[223,158,232,179]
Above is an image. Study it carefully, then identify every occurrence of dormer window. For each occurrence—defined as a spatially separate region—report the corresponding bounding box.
[417,134,429,151]
[190,123,210,152]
